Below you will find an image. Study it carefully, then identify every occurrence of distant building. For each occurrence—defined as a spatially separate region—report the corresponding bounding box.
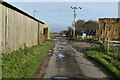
[118,1,120,18]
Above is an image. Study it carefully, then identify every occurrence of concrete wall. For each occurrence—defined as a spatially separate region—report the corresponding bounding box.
[0,3,43,53]
[98,18,120,52]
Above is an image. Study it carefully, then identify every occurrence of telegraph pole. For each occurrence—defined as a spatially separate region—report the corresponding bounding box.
[33,10,38,17]
[71,6,82,38]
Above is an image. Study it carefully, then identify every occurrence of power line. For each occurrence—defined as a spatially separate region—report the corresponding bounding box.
[37,10,73,12]
[39,15,70,26]
[32,9,73,27]
[37,12,71,23]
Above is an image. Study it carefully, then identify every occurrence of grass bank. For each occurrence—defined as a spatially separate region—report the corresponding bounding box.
[86,46,120,79]
[50,33,59,40]
[2,42,53,78]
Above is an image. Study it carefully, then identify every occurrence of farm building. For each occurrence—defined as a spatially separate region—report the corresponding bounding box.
[40,22,50,43]
[98,18,120,52]
[0,0,50,54]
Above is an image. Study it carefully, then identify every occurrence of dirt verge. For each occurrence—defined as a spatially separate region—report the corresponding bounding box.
[34,55,50,78]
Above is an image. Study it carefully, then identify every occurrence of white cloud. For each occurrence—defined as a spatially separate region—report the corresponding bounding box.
[3,0,120,2]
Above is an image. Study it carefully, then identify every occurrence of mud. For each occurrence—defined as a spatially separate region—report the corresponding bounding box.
[34,56,50,78]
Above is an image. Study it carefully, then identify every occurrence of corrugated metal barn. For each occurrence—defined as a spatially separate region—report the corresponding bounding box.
[0,1,50,54]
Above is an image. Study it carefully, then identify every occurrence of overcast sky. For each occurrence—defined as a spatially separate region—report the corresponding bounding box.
[4,0,119,33]
[4,0,120,2]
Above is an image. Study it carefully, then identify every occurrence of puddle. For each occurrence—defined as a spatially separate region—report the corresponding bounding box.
[51,76,69,80]
[61,42,66,45]
[49,50,52,52]
[48,53,53,56]
[49,49,54,52]
[54,39,57,41]
[48,53,52,55]
[58,47,63,49]
[56,53,65,58]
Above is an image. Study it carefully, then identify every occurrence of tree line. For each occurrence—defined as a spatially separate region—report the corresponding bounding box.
[75,19,98,35]
[62,19,99,37]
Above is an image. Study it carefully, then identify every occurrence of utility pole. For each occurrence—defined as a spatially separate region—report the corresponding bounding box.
[33,10,38,17]
[71,6,82,38]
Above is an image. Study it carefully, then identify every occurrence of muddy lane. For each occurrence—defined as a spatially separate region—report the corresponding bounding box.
[56,45,83,78]
[36,37,113,80]
[44,37,83,79]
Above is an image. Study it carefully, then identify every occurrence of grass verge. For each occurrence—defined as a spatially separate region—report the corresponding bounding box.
[86,46,120,79]
[50,33,60,40]
[2,42,53,78]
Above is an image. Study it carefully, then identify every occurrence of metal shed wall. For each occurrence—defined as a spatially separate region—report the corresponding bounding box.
[1,3,41,53]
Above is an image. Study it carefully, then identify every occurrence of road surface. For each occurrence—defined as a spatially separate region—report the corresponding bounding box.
[39,37,113,79]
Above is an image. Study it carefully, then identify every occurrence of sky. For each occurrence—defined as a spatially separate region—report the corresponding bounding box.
[118,1,120,18]
[4,0,119,33]
[3,0,120,2]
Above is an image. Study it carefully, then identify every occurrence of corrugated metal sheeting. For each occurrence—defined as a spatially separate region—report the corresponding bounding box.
[0,1,48,53]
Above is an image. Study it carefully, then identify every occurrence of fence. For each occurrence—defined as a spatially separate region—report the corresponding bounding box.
[107,41,120,53]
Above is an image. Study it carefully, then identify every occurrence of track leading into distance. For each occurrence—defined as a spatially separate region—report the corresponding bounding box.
[43,37,113,80]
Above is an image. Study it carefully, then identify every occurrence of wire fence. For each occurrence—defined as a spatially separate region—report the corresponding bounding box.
[105,41,120,53]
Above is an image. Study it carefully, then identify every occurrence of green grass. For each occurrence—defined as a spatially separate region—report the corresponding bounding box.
[86,46,120,79]
[50,33,60,40]
[81,40,103,45]
[2,42,53,78]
